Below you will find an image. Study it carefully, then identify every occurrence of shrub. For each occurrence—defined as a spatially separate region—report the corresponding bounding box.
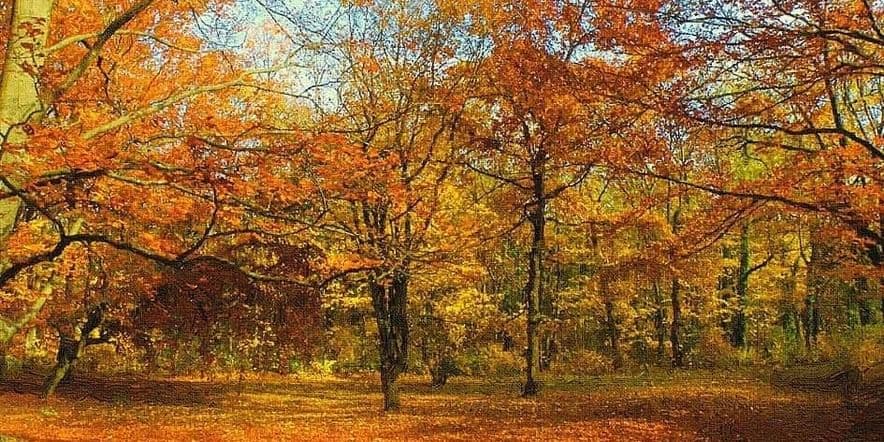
[560,350,614,376]
[691,328,758,368]
[455,345,521,378]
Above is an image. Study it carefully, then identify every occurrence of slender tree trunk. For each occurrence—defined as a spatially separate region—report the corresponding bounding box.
[652,282,666,364]
[0,344,7,380]
[802,296,814,350]
[670,278,684,367]
[522,171,544,397]
[857,279,872,326]
[733,223,750,347]
[666,188,684,368]
[370,270,409,411]
[803,233,823,350]
[603,290,622,370]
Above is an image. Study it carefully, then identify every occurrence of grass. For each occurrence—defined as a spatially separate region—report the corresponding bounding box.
[0,370,876,441]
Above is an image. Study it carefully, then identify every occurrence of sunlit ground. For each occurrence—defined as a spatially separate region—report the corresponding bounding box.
[0,371,875,441]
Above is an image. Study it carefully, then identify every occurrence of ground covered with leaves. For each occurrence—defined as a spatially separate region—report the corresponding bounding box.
[0,371,877,441]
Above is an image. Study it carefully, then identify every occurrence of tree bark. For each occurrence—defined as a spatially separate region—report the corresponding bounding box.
[370,270,408,411]
[652,282,666,364]
[43,335,78,397]
[666,187,685,368]
[0,0,54,243]
[732,223,750,347]
[522,169,545,397]
[604,292,622,370]
[802,233,823,350]
[43,304,107,397]
[0,345,7,380]
[670,278,684,367]
[0,294,49,376]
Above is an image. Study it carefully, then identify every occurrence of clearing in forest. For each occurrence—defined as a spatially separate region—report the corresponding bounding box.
[0,372,873,441]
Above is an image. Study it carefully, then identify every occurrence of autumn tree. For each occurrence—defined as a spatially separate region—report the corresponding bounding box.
[0,0,330,382]
[455,0,614,394]
[262,0,486,409]
[637,0,883,284]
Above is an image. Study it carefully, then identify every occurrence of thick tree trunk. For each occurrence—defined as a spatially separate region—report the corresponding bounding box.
[522,225,540,395]
[370,271,408,411]
[0,1,54,358]
[0,0,53,243]
[42,304,107,397]
[670,278,684,367]
[43,336,78,397]
[0,294,49,377]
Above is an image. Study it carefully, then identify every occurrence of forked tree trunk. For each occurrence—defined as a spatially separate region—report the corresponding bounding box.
[43,304,107,397]
[370,270,409,411]
[43,335,79,397]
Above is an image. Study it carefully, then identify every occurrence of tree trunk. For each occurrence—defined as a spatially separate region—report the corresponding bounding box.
[522,171,545,397]
[652,282,666,364]
[667,190,684,368]
[429,355,457,388]
[42,304,107,397]
[0,345,7,380]
[43,335,78,397]
[0,294,49,376]
[0,0,53,243]
[670,278,684,367]
[370,270,408,411]
[732,223,750,347]
[604,293,622,370]
[803,234,823,350]
[857,279,872,326]
[0,1,54,363]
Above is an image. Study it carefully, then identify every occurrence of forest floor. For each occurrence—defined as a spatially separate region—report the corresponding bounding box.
[0,370,879,441]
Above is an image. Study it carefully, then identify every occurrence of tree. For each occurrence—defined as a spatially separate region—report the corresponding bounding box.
[645,0,883,271]
[0,0,328,382]
[279,0,484,410]
[463,32,598,394]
